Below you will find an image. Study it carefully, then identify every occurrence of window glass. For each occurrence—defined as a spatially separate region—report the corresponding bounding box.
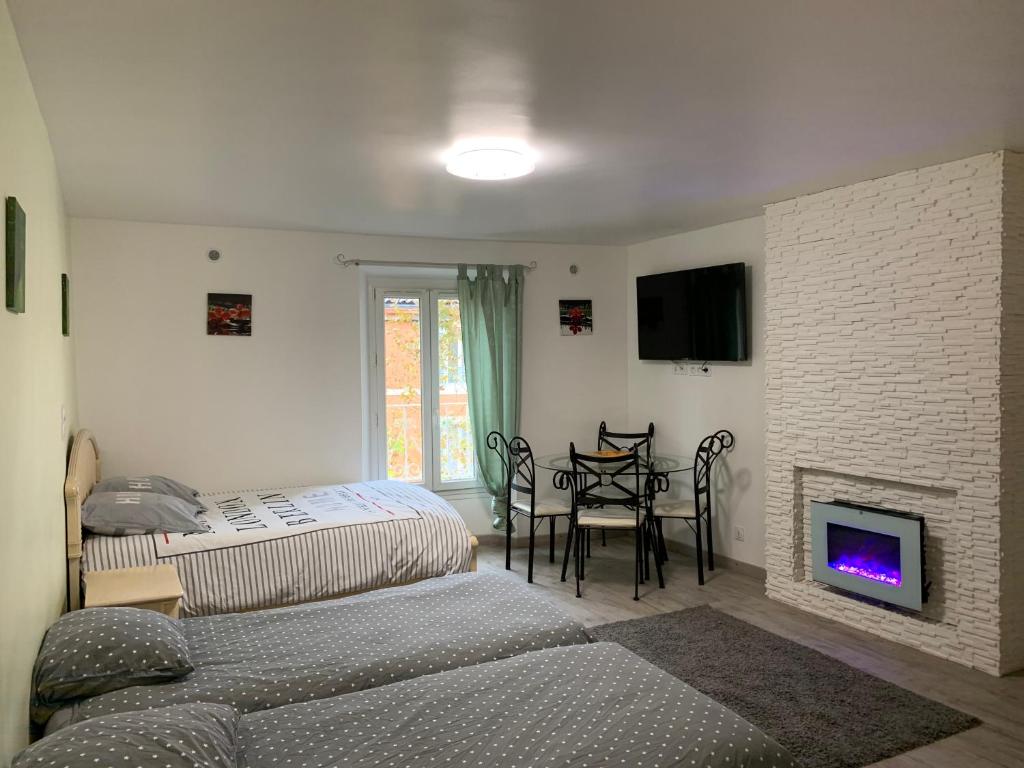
[383,296,423,483]
[436,297,474,483]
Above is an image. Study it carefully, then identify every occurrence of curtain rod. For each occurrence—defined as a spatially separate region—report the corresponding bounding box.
[335,254,537,272]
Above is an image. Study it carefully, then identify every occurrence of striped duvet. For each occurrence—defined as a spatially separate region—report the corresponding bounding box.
[82,480,474,617]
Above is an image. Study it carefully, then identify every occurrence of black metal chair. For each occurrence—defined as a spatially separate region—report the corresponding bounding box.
[592,422,655,551]
[487,431,571,583]
[597,421,654,461]
[651,429,735,585]
[566,442,661,601]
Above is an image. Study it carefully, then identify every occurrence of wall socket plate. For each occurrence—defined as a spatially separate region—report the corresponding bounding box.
[734,526,745,542]
[675,363,711,377]
[671,366,712,378]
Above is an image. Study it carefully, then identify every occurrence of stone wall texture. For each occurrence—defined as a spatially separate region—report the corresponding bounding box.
[1000,151,1024,673]
[764,151,1023,675]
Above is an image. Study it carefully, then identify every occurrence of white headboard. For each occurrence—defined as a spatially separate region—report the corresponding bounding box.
[64,429,100,611]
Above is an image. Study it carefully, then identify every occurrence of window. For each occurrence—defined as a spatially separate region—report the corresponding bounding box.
[368,282,476,491]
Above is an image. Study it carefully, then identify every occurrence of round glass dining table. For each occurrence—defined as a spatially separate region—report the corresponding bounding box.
[534,452,693,498]
[533,452,694,592]
[535,452,693,477]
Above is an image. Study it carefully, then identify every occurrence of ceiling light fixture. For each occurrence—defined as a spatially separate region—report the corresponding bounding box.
[445,145,536,181]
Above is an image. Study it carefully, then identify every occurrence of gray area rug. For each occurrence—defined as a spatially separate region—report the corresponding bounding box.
[589,606,979,768]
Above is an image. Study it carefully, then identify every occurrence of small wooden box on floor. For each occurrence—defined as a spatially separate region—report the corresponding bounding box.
[84,565,184,618]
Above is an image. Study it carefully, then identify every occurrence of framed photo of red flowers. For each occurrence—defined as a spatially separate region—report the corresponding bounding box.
[559,299,593,336]
[208,293,252,336]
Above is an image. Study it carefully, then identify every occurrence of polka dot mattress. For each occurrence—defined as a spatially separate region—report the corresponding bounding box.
[237,642,798,768]
[46,571,590,732]
[21,644,796,768]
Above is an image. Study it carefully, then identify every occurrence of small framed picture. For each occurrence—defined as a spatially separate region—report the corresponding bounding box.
[207,293,252,336]
[559,299,593,336]
[6,197,26,314]
[61,273,70,336]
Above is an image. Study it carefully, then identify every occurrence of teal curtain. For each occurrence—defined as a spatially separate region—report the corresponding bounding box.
[457,264,524,530]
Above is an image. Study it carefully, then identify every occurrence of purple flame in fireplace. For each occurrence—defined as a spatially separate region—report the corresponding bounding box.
[826,522,902,588]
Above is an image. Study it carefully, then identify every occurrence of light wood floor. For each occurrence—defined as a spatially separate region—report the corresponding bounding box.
[477,537,1024,768]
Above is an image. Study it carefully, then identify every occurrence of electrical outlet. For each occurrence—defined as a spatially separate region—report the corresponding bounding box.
[679,363,711,376]
[674,363,712,376]
[733,526,745,542]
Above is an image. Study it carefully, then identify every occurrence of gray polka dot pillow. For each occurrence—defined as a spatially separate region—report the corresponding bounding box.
[32,608,194,724]
[13,703,237,768]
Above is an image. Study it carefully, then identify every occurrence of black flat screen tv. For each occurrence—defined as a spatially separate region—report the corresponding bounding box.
[636,262,748,361]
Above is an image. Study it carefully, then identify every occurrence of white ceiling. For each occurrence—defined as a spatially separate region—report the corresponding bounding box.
[9,0,1024,245]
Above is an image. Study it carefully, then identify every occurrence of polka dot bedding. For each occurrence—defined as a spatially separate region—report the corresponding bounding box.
[238,642,799,768]
[21,645,797,768]
[32,608,194,726]
[47,571,590,733]
[13,703,238,768]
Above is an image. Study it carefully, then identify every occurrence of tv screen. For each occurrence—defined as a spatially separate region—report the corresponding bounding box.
[637,262,748,361]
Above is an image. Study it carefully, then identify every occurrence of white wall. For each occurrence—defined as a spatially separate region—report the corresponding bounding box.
[626,217,766,567]
[0,1,77,761]
[70,218,627,535]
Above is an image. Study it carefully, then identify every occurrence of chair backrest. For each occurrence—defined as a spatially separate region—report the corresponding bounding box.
[489,432,541,511]
[508,435,537,503]
[693,429,735,513]
[486,430,512,505]
[597,421,654,464]
[569,441,642,517]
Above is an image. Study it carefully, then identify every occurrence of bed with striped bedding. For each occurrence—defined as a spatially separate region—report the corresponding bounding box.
[82,480,474,617]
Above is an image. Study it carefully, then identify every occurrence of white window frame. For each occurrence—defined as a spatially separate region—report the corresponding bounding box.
[367,277,478,492]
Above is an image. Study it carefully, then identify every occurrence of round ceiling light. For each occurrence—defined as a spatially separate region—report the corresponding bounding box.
[445,146,536,181]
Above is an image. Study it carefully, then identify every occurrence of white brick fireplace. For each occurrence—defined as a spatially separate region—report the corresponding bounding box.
[764,151,1024,675]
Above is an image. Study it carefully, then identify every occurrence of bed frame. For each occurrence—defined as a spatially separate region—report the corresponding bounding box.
[64,430,101,610]
[63,429,479,613]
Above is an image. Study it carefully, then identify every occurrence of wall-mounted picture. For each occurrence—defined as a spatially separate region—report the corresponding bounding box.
[6,196,26,314]
[559,299,593,336]
[61,273,70,336]
[207,293,252,336]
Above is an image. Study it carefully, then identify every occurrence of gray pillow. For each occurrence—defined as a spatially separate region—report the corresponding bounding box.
[16,703,237,768]
[32,607,194,724]
[94,474,205,510]
[83,491,207,535]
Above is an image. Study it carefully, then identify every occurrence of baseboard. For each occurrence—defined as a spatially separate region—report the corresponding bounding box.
[662,539,767,582]
[475,531,767,582]
[474,532,568,549]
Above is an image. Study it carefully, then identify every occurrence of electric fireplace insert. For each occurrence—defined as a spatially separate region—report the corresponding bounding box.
[810,500,926,611]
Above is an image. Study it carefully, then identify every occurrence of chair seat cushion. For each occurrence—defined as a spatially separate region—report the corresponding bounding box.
[512,499,571,517]
[653,499,696,518]
[577,513,640,529]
